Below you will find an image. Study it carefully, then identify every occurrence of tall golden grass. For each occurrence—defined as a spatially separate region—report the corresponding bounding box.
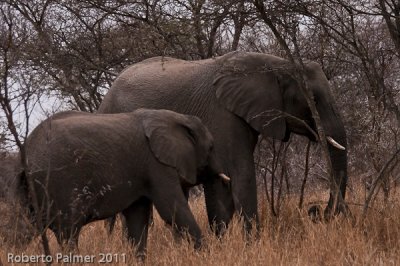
[1,183,399,265]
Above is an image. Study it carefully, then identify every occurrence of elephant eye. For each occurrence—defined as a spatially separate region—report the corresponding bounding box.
[185,127,196,144]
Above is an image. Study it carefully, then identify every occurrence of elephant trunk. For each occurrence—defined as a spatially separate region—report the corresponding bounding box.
[319,105,349,219]
[326,135,348,217]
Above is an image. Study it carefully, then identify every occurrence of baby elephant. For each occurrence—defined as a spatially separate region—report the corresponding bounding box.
[18,109,229,255]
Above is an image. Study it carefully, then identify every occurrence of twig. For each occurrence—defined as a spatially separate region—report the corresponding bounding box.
[362,148,400,220]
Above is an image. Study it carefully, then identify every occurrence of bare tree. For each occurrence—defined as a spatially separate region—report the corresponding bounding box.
[0,2,51,260]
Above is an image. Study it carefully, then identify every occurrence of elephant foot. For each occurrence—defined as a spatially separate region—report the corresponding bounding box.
[193,237,203,250]
[242,218,260,243]
[324,202,355,225]
[135,251,146,262]
[308,203,354,224]
[212,221,228,238]
[324,201,352,221]
[308,205,323,223]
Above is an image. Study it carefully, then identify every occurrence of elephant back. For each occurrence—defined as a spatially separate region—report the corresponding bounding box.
[98,57,220,114]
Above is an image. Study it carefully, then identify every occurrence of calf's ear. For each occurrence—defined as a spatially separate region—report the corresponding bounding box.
[143,115,199,185]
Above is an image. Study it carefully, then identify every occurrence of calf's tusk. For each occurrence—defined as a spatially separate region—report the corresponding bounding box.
[326,136,346,150]
[219,173,231,183]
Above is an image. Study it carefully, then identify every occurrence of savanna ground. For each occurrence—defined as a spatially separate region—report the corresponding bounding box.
[0,182,399,266]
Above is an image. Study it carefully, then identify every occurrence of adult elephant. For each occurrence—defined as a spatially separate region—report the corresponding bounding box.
[99,51,348,234]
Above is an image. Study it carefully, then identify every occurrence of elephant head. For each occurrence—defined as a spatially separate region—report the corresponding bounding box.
[141,109,229,186]
[214,52,347,217]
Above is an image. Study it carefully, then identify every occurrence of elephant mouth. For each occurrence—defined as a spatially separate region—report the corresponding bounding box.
[288,123,345,151]
[286,117,317,141]
[294,118,346,151]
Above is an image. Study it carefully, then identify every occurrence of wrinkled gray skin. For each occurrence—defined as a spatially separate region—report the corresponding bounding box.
[19,109,227,255]
[99,51,348,234]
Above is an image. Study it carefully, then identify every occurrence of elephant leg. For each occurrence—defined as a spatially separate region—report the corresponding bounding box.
[203,178,234,237]
[105,214,128,235]
[226,150,259,237]
[52,225,81,251]
[231,164,259,237]
[152,185,203,249]
[122,197,152,259]
[169,187,191,243]
[323,169,351,221]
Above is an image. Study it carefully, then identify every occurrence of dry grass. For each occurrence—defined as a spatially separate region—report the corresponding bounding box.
[1,184,400,265]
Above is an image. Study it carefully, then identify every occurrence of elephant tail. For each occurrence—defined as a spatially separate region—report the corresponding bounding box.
[15,170,35,219]
[14,170,27,204]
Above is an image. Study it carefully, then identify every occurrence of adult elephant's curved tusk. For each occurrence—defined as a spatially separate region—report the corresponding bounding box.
[219,173,231,183]
[326,136,346,150]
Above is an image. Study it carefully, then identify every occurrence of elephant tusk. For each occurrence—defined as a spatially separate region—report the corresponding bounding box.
[326,136,346,150]
[219,173,231,183]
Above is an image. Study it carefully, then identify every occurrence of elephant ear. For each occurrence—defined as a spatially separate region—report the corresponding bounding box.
[214,53,287,140]
[143,112,210,185]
